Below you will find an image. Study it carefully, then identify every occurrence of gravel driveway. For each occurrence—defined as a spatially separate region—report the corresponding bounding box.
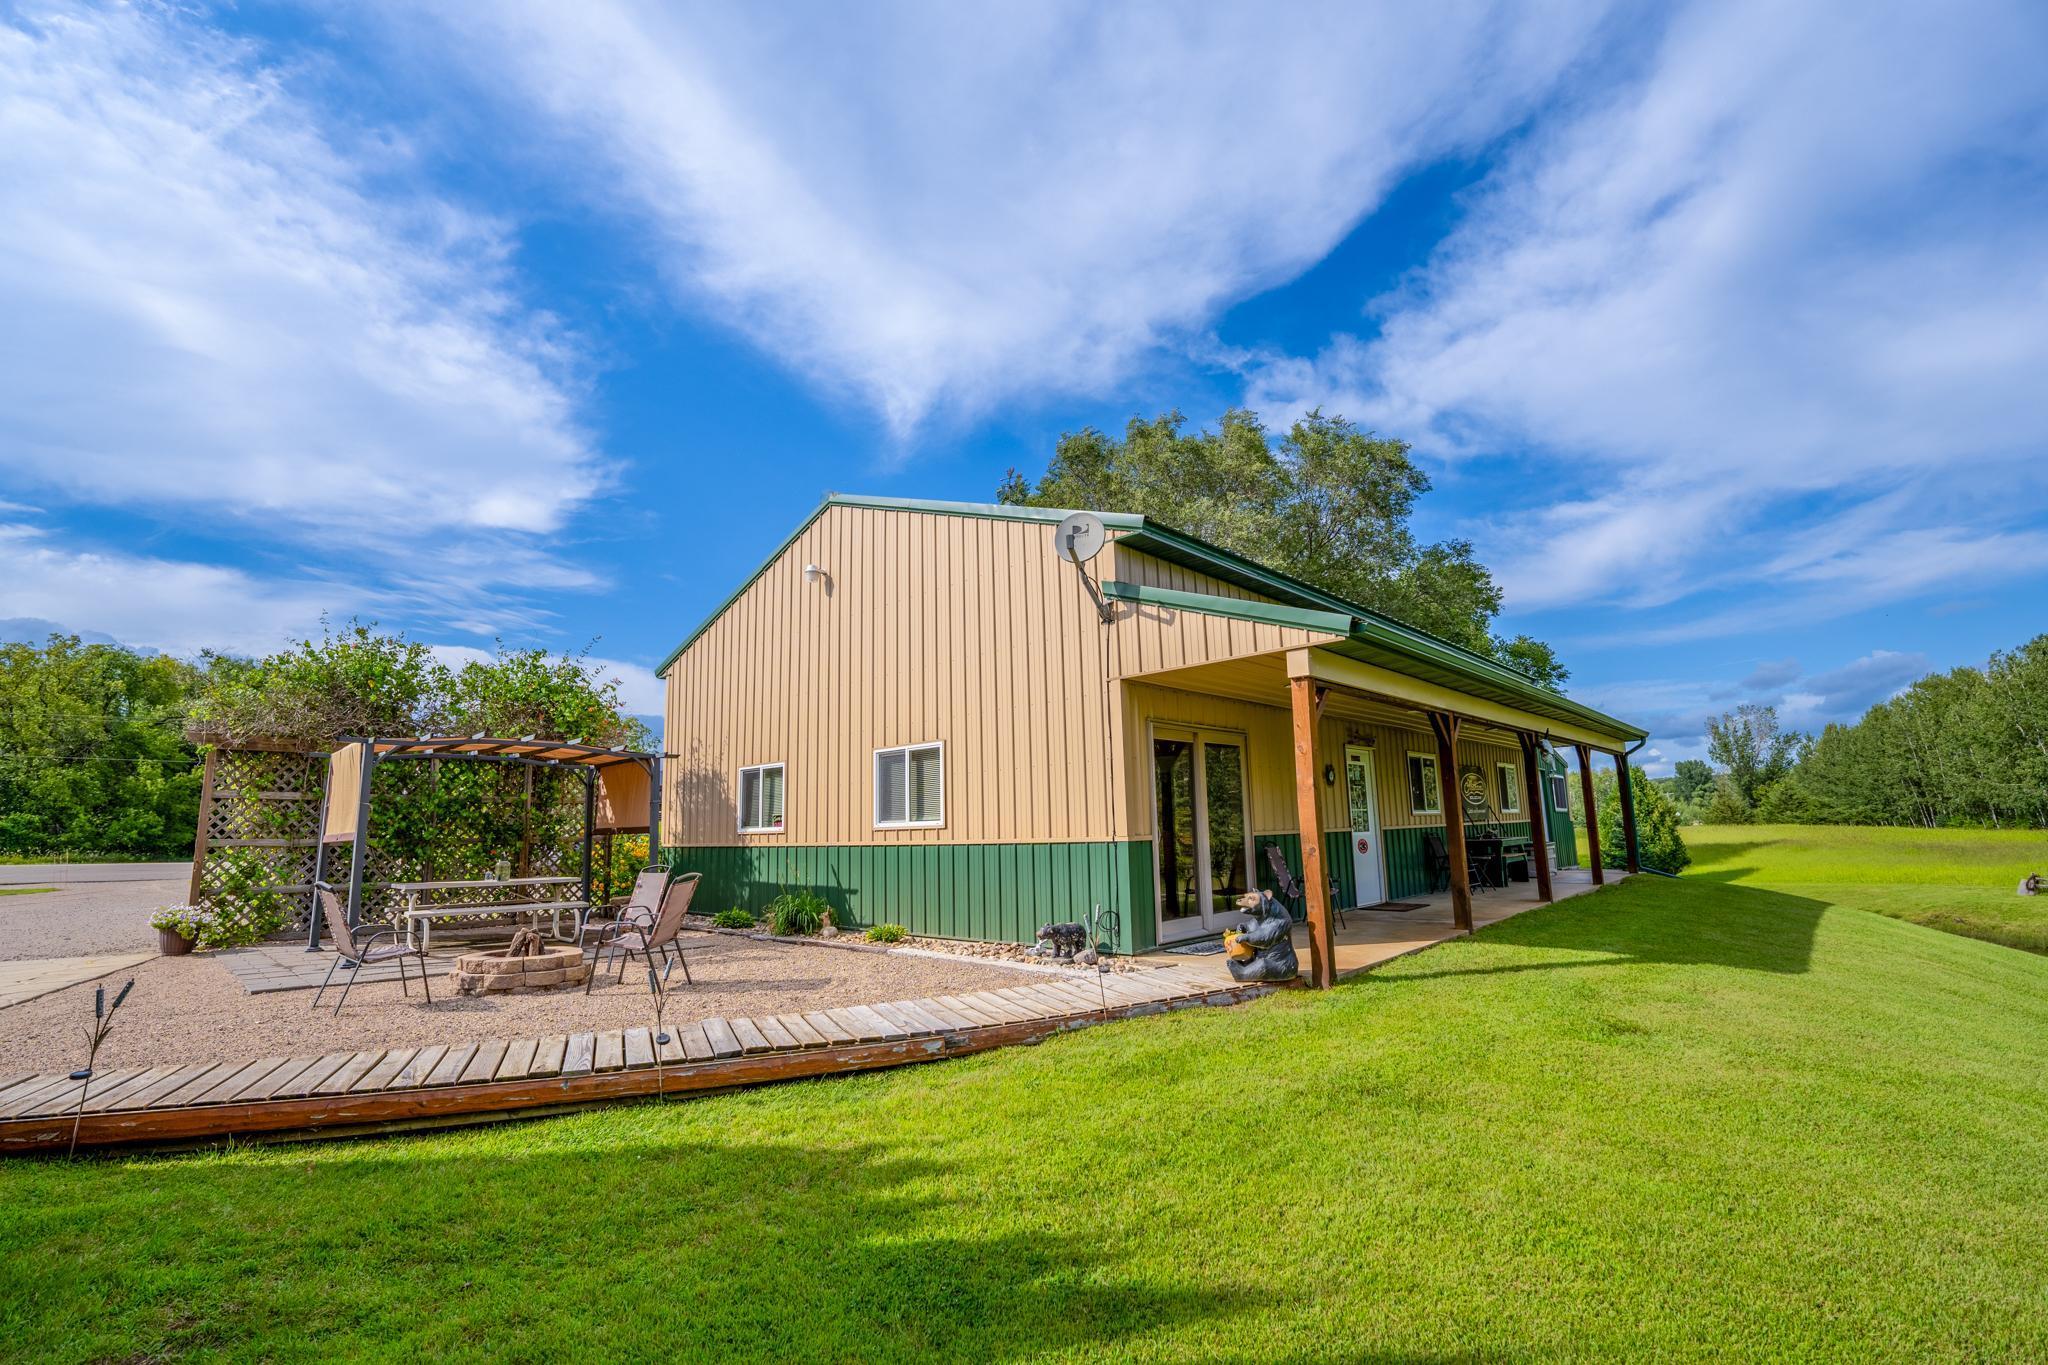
[0,875,186,960]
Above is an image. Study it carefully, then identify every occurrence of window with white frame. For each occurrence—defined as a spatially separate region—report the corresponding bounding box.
[875,742,944,827]
[1550,773,1571,813]
[737,762,785,833]
[1406,752,1441,815]
[1497,761,1521,814]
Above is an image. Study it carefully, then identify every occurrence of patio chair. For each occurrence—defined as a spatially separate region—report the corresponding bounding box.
[576,867,669,950]
[309,883,434,1016]
[1260,843,1348,928]
[1422,832,1452,893]
[587,871,700,993]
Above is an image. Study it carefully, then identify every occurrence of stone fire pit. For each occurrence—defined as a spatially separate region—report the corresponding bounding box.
[450,932,592,994]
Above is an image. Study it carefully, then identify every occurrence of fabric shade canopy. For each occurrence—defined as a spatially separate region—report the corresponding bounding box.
[593,759,652,833]
[321,741,367,844]
[321,736,658,841]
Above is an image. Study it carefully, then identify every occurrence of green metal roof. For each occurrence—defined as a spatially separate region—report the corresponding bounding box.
[654,493,1645,742]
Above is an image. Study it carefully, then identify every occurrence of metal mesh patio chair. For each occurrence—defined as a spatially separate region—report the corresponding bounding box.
[1260,843,1348,928]
[310,883,434,1015]
[577,867,668,950]
[587,872,700,993]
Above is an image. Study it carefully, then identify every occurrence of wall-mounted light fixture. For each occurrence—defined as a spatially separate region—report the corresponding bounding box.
[1323,763,1337,786]
[803,563,822,585]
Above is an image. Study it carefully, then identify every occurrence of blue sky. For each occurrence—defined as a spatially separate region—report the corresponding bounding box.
[3,1,2047,771]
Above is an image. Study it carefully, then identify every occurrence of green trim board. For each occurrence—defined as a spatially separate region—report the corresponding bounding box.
[662,840,1155,955]
[652,494,1647,743]
[1100,580,1355,635]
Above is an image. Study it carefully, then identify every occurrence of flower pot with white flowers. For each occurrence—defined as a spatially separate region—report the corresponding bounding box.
[149,905,208,956]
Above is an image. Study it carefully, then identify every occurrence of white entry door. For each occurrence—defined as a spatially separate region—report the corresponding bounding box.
[1344,744,1386,908]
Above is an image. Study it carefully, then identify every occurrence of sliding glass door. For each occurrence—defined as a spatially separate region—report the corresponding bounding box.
[1152,725,1252,941]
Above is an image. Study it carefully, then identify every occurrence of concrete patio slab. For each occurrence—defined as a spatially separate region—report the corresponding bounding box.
[0,953,154,1010]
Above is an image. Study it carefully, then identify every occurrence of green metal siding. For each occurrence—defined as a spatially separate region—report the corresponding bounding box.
[1537,750,1580,868]
[1382,822,1533,899]
[1547,801,1580,868]
[1251,827,1527,912]
[661,840,1155,954]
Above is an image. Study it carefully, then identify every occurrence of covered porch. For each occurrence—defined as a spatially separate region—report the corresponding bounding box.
[1145,865,1627,983]
[1110,582,1651,987]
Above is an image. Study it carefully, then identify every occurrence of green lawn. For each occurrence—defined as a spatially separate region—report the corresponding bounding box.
[4,872,2047,1360]
[0,887,56,896]
[1687,822,2048,954]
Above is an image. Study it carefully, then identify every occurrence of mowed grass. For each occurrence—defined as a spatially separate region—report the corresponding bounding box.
[1688,822,2048,954]
[4,875,2048,1362]
[0,887,56,896]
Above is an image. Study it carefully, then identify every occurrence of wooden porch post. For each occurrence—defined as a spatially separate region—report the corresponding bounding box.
[1288,674,1335,989]
[186,743,219,908]
[1428,711,1473,933]
[1615,752,1642,874]
[1574,743,1604,885]
[1516,733,1554,904]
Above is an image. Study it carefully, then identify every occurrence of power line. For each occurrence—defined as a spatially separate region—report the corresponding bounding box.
[0,753,203,766]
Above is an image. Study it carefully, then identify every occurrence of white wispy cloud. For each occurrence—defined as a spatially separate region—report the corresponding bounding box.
[0,3,599,537]
[0,522,351,658]
[1581,647,1934,769]
[377,0,1619,434]
[1243,0,2048,630]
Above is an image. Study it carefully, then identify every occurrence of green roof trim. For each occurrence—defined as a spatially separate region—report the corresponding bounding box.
[652,492,1646,741]
[1100,581,1357,636]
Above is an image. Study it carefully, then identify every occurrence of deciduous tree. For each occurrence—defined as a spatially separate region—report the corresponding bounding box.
[1000,408,1564,684]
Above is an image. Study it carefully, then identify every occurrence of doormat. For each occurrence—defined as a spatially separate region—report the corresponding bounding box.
[1360,901,1429,913]
[1164,940,1227,955]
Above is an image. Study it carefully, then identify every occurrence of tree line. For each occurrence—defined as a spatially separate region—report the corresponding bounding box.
[1664,635,2048,828]
[0,624,649,860]
[1000,407,1569,687]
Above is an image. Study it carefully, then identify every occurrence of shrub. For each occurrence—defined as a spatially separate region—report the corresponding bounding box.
[1592,764,1692,873]
[865,923,908,944]
[710,908,756,930]
[765,889,832,937]
[196,904,290,949]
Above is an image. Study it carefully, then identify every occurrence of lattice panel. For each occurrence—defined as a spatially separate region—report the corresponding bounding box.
[193,748,329,939]
[193,745,598,938]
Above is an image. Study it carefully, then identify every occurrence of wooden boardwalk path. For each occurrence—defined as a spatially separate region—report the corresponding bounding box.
[0,966,1264,1153]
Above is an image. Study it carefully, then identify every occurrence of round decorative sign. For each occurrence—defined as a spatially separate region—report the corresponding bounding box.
[1355,837,1369,854]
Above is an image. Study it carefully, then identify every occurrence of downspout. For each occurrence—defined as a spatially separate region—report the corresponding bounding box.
[1622,738,1677,878]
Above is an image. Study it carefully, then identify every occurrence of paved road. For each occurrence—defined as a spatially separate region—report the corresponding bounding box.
[0,861,188,886]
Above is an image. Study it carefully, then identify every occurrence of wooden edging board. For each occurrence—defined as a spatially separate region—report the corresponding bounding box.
[0,972,1267,1154]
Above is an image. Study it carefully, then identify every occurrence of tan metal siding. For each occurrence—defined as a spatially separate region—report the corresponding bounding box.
[664,505,1128,848]
[1105,543,1343,679]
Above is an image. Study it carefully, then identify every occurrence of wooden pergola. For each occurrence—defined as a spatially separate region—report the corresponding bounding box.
[313,735,660,949]
[1284,649,1642,990]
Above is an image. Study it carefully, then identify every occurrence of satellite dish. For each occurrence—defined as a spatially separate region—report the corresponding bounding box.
[1054,511,1106,565]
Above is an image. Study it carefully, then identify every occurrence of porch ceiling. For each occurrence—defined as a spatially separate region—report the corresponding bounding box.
[1124,648,1627,752]
[1125,652,1531,749]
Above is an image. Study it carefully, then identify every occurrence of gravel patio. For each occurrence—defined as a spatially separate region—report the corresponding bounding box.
[0,929,1030,1074]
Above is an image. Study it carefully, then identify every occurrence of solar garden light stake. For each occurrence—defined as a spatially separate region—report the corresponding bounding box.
[69,977,134,1159]
[645,966,672,1102]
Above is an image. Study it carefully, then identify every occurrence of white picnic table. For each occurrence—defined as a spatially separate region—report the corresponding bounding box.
[388,876,592,952]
